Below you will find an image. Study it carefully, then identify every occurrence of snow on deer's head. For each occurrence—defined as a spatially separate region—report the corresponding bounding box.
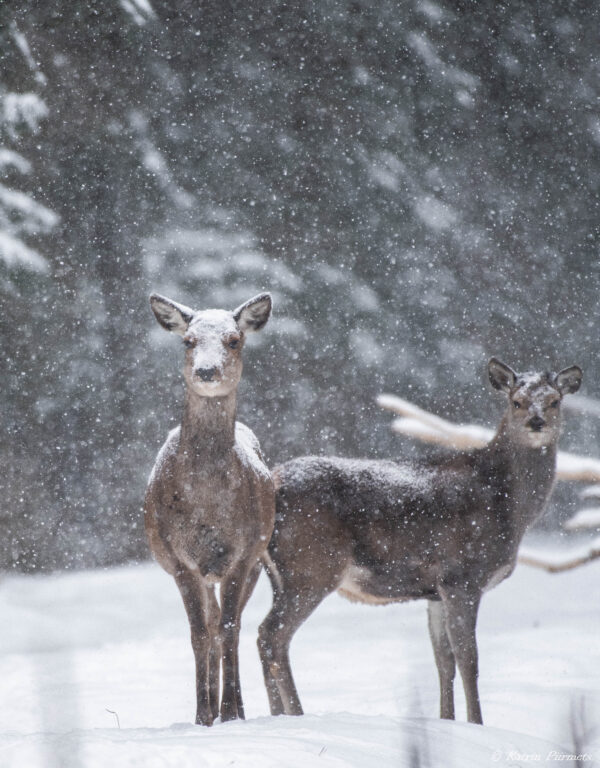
[488,358,582,448]
[150,293,272,398]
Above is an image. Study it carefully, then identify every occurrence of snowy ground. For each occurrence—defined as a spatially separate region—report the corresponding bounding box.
[0,543,598,768]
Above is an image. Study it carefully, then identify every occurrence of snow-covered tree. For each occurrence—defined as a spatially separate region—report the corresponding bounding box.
[2,0,600,570]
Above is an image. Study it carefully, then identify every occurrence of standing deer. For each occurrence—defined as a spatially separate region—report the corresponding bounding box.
[145,292,275,726]
[258,358,582,724]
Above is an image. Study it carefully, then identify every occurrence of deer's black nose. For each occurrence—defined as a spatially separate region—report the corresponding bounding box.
[195,366,217,382]
[528,415,546,431]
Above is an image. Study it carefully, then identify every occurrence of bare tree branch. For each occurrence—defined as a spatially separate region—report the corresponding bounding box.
[518,540,600,573]
[377,393,600,483]
[564,508,600,531]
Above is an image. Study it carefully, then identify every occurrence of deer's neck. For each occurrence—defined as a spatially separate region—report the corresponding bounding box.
[487,416,557,533]
[179,389,237,463]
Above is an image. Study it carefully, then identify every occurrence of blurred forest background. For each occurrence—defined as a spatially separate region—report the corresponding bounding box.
[1,0,599,571]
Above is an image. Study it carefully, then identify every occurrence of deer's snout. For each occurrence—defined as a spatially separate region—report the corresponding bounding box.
[527,414,546,432]
[195,366,218,382]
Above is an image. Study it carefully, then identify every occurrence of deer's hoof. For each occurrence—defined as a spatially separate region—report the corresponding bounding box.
[195,712,214,727]
[220,704,244,722]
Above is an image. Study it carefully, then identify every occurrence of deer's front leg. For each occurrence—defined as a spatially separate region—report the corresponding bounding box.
[175,569,214,726]
[219,564,250,722]
[427,599,456,720]
[206,585,222,722]
[438,583,483,725]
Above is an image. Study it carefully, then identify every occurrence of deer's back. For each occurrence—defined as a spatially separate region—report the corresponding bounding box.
[271,455,517,602]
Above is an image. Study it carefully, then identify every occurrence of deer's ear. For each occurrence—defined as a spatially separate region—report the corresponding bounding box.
[150,294,195,336]
[488,358,517,393]
[555,365,582,395]
[233,293,272,333]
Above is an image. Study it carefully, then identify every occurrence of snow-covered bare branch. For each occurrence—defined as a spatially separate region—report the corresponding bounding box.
[377,393,600,483]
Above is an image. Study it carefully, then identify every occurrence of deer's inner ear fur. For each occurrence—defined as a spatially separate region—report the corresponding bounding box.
[233,293,272,333]
[555,366,583,395]
[150,294,195,336]
[488,358,517,393]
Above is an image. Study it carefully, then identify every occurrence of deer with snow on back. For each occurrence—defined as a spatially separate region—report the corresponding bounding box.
[145,292,275,726]
[258,358,582,724]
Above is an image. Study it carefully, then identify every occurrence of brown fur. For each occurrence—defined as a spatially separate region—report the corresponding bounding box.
[258,359,582,724]
[145,293,275,726]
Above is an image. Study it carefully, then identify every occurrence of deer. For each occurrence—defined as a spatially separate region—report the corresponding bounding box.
[258,358,582,725]
[145,292,275,726]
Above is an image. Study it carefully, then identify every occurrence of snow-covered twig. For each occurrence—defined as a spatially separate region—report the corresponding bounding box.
[579,484,600,500]
[517,538,600,573]
[563,508,600,531]
[377,393,600,483]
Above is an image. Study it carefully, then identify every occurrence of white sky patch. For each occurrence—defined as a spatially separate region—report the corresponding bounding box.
[414,195,459,231]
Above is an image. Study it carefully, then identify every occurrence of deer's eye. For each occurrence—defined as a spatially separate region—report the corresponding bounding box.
[227,338,240,349]
[550,400,560,408]
[183,338,195,349]
[513,401,521,409]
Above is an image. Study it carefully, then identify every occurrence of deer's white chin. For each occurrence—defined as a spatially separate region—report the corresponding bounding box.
[191,380,236,398]
[526,430,552,448]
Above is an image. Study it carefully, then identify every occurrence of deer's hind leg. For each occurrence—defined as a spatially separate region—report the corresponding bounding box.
[258,574,333,717]
[231,559,263,718]
[438,583,483,724]
[427,599,456,720]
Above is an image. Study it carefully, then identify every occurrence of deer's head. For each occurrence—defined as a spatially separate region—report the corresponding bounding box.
[488,358,582,448]
[150,292,272,398]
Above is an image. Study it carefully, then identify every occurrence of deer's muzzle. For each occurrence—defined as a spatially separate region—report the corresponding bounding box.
[195,366,218,382]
